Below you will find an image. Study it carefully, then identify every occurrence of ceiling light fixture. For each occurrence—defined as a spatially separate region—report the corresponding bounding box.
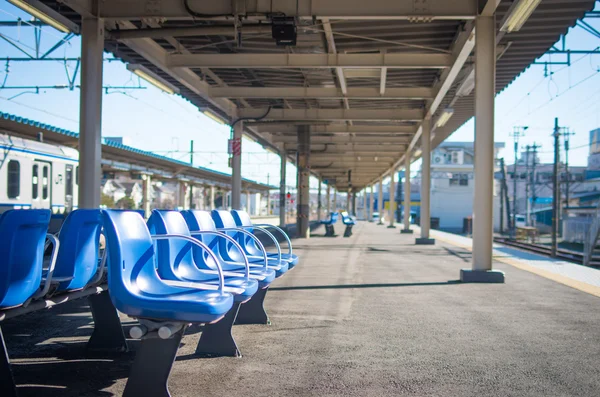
[500,0,542,33]
[202,109,226,125]
[8,0,73,33]
[127,64,180,95]
[435,108,454,128]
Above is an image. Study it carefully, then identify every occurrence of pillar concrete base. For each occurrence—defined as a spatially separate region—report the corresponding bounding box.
[377,222,384,226]
[415,237,435,245]
[400,229,413,234]
[460,269,505,283]
[387,225,396,229]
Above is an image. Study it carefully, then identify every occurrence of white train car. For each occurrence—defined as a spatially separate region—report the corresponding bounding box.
[0,133,79,214]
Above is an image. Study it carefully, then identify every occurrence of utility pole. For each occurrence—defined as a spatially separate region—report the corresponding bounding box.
[510,126,528,237]
[530,143,541,224]
[500,158,505,234]
[524,145,531,225]
[189,140,194,209]
[552,118,560,257]
[564,129,575,208]
[500,158,512,233]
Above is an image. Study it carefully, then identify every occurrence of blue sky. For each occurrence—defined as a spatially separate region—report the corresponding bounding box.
[0,1,599,191]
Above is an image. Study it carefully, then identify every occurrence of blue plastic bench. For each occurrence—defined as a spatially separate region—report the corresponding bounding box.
[183,210,278,325]
[147,209,259,356]
[103,209,235,396]
[211,210,289,277]
[320,212,339,237]
[340,211,357,237]
[231,210,299,269]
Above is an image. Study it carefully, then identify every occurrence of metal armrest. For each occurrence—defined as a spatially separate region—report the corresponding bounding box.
[216,227,270,269]
[236,226,282,263]
[34,234,60,299]
[190,231,250,278]
[151,234,226,293]
[252,224,293,256]
[87,229,107,287]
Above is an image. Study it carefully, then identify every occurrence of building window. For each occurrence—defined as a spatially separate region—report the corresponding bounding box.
[65,165,73,196]
[32,165,39,199]
[42,165,49,200]
[7,160,20,198]
[450,173,469,186]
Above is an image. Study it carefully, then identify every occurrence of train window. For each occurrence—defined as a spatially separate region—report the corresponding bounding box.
[42,166,49,200]
[7,160,20,199]
[32,165,39,199]
[65,165,73,196]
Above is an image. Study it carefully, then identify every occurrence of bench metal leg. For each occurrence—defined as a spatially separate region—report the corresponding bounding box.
[344,225,353,237]
[123,325,187,397]
[87,290,128,352]
[195,303,241,357]
[235,287,270,325]
[0,327,17,397]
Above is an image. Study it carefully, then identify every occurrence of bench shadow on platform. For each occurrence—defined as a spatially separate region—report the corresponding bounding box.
[2,300,144,397]
[270,280,460,291]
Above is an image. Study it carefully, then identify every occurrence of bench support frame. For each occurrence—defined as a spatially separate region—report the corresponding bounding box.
[235,287,270,325]
[88,290,128,352]
[123,325,187,397]
[196,302,241,357]
[0,327,17,397]
[343,225,354,237]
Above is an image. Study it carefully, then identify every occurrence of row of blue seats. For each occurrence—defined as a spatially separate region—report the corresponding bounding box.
[320,211,356,237]
[0,208,298,397]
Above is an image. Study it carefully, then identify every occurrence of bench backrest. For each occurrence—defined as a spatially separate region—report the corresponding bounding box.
[181,210,222,271]
[0,209,50,308]
[211,210,246,262]
[102,210,173,307]
[231,210,263,256]
[54,209,103,291]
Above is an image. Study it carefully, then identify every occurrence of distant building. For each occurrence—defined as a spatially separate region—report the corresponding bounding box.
[427,141,505,233]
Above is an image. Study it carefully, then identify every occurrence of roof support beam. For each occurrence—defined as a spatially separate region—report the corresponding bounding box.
[251,124,417,134]
[238,108,424,122]
[167,53,453,69]
[210,86,433,100]
[91,0,478,20]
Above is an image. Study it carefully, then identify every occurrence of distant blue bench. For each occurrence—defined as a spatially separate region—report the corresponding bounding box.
[320,212,339,237]
[341,211,357,237]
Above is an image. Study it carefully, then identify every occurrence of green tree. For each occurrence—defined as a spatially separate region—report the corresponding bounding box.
[116,196,136,210]
[101,193,115,208]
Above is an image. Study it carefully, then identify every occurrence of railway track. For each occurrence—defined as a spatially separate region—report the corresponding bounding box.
[492,237,600,267]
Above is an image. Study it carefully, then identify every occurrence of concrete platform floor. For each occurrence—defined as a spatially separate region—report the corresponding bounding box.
[4,221,600,396]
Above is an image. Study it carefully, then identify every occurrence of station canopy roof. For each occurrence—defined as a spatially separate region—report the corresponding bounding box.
[38,0,596,190]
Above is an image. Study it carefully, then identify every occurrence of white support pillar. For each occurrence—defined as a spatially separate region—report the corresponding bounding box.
[416,118,434,244]
[246,190,251,212]
[266,189,271,215]
[279,149,287,227]
[377,179,384,225]
[368,185,374,222]
[254,192,261,216]
[326,184,331,215]
[78,17,104,208]
[142,175,152,218]
[401,154,414,234]
[461,15,505,283]
[231,120,243,209]
[388,170,396,228]
[209,185,215,210]
[333,189,337,211]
